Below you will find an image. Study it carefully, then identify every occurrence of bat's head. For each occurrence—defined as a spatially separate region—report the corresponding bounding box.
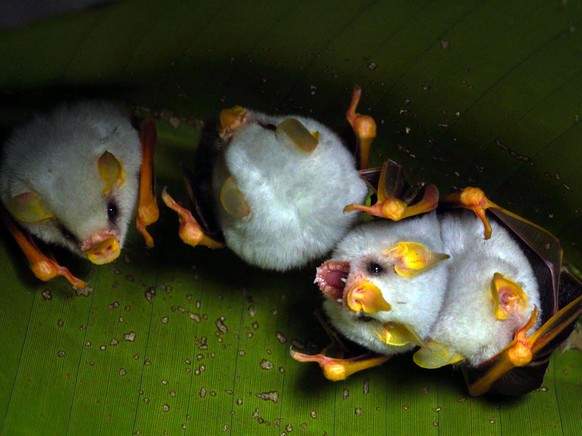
[0,101,142,264]
[316,216,450,355]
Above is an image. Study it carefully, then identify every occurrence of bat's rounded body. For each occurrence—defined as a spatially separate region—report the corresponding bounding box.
[317,210,540,367]
[211,111,368,271]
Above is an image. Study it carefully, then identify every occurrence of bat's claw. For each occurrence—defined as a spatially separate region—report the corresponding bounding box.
[137,117,160,248]
[32,257,89,291]
[162,188,224,249]
[346,85,376,170]
[290,348,390,381]
[441,187,498,239]
[346,161,438,220]
[1,205,89,291]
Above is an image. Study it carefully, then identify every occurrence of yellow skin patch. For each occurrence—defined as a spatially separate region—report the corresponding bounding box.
[384,241,449,278]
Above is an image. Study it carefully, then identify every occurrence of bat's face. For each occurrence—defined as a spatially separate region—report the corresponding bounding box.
[316,215,450,355]
[0,102,142,265]
[209,108,368,271]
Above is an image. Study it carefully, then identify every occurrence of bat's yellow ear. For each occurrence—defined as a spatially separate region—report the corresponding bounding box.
[374,322,426,347]
[219,176,251,219]
[98,151,125,195]
[9,192,54,222]
[385,241,449,278]
[413,340,464,369]
[276,118,319,153]
[490,273,528,320]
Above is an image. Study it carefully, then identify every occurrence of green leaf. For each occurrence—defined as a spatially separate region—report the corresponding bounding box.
[1,1,581,434]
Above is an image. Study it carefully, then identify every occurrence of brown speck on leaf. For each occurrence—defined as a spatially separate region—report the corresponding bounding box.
[76,285,93,296]
[275,331,287,343]
[260,359,274,370]
[145,287,156,303]
[363,378,370,395]
[256,391,279,403]
[57,319,64,328]
[57,350,66,358]
[216,317,228,334]
[42,289,52,300]
[343,389,349,400]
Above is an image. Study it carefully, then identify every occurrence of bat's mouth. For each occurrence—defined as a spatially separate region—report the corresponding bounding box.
[315,260,350,301]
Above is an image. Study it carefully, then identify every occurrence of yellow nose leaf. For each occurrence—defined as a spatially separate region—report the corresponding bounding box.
[345,281,391,314]
[220,176,251,219]
[98,151,125,195]
[84,237,121,265]
[385,241,449,277]
[275,118,319,152]
[491,272,528,320]
[8,192,54,222]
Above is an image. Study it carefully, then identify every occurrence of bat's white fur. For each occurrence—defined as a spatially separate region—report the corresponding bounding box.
[322,211,540,365]
[434,211,540,365]
[324,212,449,355]
[0,101,141,255]
[213,112,367,271]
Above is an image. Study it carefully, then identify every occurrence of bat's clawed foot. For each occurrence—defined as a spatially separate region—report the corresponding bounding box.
[346,160,439,220]
[290,349,390,381]
[346,85,376,170]
[1,206,89,291]
[31,256,89,291]
[161,188,225,249]
[441,187,498,239]
[137,117,160,248]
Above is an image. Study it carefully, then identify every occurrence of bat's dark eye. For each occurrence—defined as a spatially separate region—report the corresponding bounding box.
[258,121,277,131]
[367,262,384,275]
[107,201,118,222]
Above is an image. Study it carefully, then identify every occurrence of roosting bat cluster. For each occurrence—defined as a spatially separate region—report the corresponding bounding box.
[0,87,580,396]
